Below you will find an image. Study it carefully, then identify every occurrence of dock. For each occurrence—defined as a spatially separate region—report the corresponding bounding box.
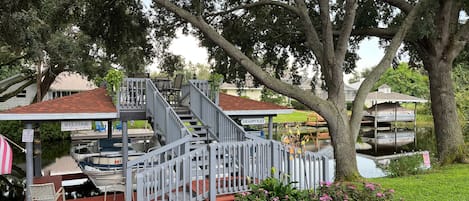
[71,129,154,140]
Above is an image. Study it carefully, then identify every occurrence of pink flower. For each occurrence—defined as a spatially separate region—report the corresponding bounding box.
[376,192,384,197]
[389,189,395,193]
[320,194,333,201]
[365,183,376,191]
[321,181,333,187]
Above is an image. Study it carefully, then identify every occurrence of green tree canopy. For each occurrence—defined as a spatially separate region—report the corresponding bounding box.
[375,63,429,99]
[0,0,153,102]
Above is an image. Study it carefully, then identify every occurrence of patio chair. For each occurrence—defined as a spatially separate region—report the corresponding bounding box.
[30,182,65,201]
[115,121,122,131]
[95,121,106,132]
[167,74,184,105]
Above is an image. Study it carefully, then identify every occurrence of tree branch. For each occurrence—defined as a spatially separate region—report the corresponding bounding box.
[294,0,324,63]
[334,0,358,68]
[0,79,35,102]
[0,74,34,95]
[154,0,335,116]
[447,22,469,62]
[349,0,425,138]
[0,54,28,68]
[348,27,397,39]
[318,0,335,83]
[205,0,300,17]
[383,0,413,14]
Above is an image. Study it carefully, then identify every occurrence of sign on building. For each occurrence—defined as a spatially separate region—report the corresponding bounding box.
[61,121,92,131]
[240,118,265,125]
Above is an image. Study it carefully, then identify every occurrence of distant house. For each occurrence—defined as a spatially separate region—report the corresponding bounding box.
[0,72,96,111]
[219,75,360,104]
[43,72,97,101]
[220,76,264,101]
[0,74,37,111]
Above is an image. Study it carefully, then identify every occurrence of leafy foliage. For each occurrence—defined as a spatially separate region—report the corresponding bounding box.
[0,0,153,102]
[261,88,286,105]
[452,64,469,121]
[316,182,397,201]
[375,63,429,98]
[235,169,310,201]
[0,121,69,142]
[381,155,426,178]
[235,179,399,201]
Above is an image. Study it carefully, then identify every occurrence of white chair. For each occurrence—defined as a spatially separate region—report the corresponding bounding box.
[30,183,65,201]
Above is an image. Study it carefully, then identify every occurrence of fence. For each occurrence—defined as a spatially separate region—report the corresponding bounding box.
[136,140,329,201]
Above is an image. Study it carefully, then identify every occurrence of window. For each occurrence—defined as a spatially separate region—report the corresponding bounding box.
[16,90,27,98]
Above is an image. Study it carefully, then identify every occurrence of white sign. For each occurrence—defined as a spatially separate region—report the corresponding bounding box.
[61,121,92,131]
[22,129,34,142]
[241,118,265,125]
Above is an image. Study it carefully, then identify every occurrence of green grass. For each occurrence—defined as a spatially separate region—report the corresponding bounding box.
[369,164,469,201]
[272,110,311,123]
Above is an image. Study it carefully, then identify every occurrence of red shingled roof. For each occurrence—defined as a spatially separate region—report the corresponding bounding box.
[1,87,116,114]
[219,93,290,111]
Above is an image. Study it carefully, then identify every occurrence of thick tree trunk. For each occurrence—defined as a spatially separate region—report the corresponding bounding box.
[426,60,467,164]
[327,113,359,181]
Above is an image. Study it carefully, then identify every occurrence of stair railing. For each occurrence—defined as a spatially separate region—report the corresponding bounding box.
[188,80,246,142]
[136,139,330,201]
[145,79,191,144]
[125,135,191,201]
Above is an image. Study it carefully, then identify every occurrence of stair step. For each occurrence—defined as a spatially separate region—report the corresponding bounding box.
[181,119,198,124]
[178,114,194,119]
[187,125,206,129]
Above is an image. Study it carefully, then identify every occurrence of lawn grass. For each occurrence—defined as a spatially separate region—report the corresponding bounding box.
[369,164,469,201]
[272,110,312,123]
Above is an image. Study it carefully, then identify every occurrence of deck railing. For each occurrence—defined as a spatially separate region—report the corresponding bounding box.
[125,135,192,201]
[145,79,190,144]
[136,140,330,201]
[118,78,147,112]
[188,80,245,142]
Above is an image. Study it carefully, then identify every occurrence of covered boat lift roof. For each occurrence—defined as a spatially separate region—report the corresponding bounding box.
[366,84,427,103]
[0,87,118,201]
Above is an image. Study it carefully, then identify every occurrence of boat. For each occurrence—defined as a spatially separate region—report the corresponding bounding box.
[72,137,161,192]
[363,103,415,122]
[71,137,160,162]
[360,129,415,148]
[78,152,144,192]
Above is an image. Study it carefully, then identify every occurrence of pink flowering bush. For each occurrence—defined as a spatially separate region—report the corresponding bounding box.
[316,181,398,201]
[236,180,400,201]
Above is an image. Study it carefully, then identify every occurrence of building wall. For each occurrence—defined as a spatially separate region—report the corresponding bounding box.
[0,82,37,111]
[222,88,263,101]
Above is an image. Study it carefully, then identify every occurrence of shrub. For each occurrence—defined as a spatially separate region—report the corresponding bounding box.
[235,168,311,201]
[235,169,399,200]
[381,154,424,177]
[0,121,70,142]
[291,100,309,110]
[316,182,397,201]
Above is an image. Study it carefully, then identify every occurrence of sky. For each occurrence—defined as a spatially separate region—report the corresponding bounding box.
[143,0,386,77]
[149,33,385,81]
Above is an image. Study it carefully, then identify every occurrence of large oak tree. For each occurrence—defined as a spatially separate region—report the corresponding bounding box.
[151,0,423,180]
[355,0,469,164]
